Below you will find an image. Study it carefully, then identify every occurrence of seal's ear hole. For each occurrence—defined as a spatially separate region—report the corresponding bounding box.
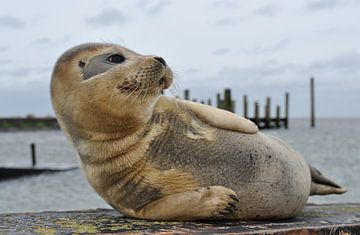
[78,60,86,68]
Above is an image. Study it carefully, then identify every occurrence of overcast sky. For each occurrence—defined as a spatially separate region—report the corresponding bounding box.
[0,0,359,117]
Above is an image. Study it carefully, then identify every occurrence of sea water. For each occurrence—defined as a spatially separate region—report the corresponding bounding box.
[0,119,359,213]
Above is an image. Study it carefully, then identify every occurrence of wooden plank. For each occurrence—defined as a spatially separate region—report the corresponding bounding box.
[1,204,359,234]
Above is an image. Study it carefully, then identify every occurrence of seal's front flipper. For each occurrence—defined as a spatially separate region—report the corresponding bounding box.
[133,186,239,221]
[309,165,347,195]
[179,99,258,134]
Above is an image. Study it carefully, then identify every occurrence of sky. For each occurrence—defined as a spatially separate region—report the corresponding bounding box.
[0,0,359,118]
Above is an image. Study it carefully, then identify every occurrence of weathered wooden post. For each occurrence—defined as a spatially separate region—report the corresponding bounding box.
[216,93,222,109]
[254,101,259,127]
[30,143,36,166]
[276,106,281,128]
[207,99,212,106]
[310,77,315,128]
[265,97,271,128]
[223,88,235,113]
[285,92,289,129]
[243,95,248,119]
[224,89,231,112]
[184,89,190,100]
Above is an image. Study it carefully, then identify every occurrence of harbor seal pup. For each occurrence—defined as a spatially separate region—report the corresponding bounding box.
[51,43,347,221]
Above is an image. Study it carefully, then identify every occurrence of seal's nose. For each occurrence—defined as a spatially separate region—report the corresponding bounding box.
[154,57,166,66]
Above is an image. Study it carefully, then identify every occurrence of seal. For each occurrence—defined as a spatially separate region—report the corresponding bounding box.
[51,43,347,221]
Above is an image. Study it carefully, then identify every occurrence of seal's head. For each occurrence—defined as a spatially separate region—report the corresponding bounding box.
[51,43,173,137]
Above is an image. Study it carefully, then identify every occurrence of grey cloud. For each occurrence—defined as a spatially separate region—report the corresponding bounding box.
[217,64,303,86]
[306,0,348,11]
[212,0,239,9]
[234,51,360,85]
[213,4,280,26]
[2,67,34,77]
[0,15,26,29]
[86,9,128,26]
[1,66,51,78]
[213,17,239,26]
[0,79,52,116]
[184,68,201,75]
[0,59,12,65]
[212,48,231,56]
[62,35,71,43]
[186,51,360,92]
[32,38,52,45]
[315,27,340,35]
[238,39,290,55]
[137,0,171,15]
[272,39,290,51]
[252,4,280,17]
[186,63,305,93]
[310,51,360,74]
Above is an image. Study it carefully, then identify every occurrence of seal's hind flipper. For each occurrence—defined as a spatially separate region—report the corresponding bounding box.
[309,165,347,195]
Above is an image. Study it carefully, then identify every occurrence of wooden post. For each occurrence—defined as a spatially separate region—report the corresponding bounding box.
[243,95,248,118]
[310,77,315,128]
[285,92,289,129]
[254,101,259,127]
[31,143,36,166]
[276,106,281,128]
[265,97,271,128]
[184,89,190,100]
[207,99,212,106]
[216,93,222,109]
[224,89,232,112]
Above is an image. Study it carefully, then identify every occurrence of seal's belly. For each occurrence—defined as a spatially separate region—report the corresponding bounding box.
[148,127,311,218]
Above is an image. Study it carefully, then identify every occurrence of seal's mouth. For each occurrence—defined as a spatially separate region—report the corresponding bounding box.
[159,72,173,90]
[160,76,172,90]
[159,76,165,86]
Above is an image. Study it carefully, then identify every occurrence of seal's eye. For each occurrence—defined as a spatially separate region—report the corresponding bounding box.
[106,54,125,64]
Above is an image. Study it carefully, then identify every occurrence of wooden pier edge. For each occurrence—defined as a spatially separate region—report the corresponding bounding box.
[1,204,359,234]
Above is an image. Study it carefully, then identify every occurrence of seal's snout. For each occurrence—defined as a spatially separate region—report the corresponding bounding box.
[151,56,172,90]
[154,57,166,66]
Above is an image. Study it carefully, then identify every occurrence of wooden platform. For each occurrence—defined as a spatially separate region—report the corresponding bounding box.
[0,204,359,234]
[0,163,78,181]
